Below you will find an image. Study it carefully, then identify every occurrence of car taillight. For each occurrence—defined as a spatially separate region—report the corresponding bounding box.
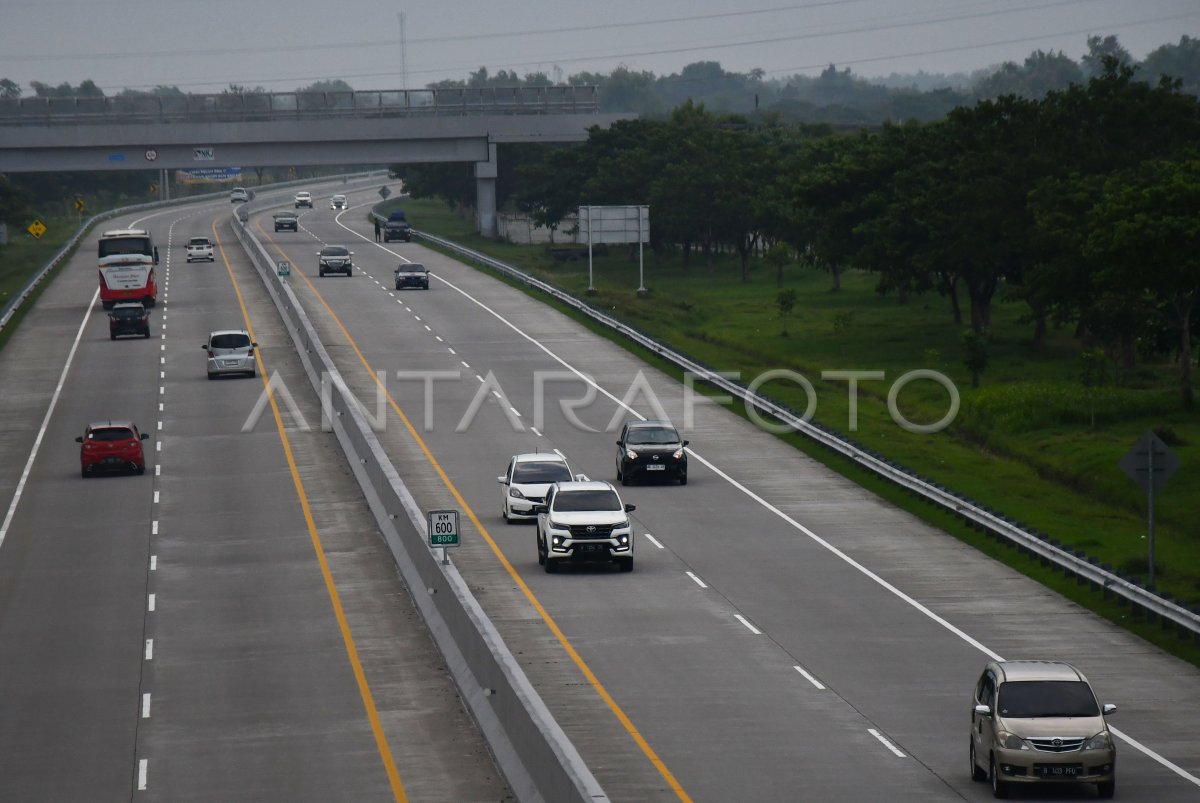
[207,350,215,358]
[246,349,254,358]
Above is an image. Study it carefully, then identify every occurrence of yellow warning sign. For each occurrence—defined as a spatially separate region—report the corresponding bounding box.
[27,219,47,238]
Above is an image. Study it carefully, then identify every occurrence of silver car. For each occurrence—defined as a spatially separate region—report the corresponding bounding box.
[203,330,257,379]
[971,660,1116,799]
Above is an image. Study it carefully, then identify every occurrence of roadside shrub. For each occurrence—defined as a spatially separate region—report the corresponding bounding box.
[961,382,1176,433]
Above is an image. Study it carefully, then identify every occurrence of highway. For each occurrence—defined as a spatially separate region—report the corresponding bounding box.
[0,188,509,802]
[1,182,1198,802]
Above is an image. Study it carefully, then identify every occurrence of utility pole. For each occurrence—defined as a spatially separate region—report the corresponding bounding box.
[397,10,409,89]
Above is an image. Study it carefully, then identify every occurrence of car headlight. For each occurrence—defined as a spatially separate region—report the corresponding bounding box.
[509,487,525,499]
[997,731,1032,751]
[672,448,684,459]
[551,535,563,546]
[617,533,629,544]
[625,449,638,460]
[615,520,630,531]
[1083,732,1113,751]
[547,519,568,532]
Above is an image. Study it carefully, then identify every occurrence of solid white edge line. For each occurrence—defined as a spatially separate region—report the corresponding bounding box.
[144,639,153,660]
[137,758,148,790]
[685,571,708,589]
[0,286,99,551]
[141,693,151,718]
[734,614,761,635]
[510,407,522,418]
[793,665,826,690]
[531,427,542,437]
[643,532,664,549]
[868,728,906,758]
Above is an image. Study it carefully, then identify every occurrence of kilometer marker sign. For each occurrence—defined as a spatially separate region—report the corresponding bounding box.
[428,509,460,564]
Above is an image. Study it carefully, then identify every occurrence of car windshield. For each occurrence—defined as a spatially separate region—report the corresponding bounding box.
[210,333,251,350]
[998,681,1100,718]
[398,264,426,273]
[554,489,622,512]
[111,307,144,320]
[626,426,679,445]
[90,427,134,441]
[513,461,572,484]
[321,247,349,257]
[188,238,209,246]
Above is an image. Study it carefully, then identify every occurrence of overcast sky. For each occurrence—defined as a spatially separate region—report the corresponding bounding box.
[1,0,1197,95]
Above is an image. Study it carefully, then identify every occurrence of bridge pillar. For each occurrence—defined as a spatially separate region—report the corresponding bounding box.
[474,143,498,238]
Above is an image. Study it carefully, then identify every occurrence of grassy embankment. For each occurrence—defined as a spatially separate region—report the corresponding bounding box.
[389,198,1200,666]
[0,217,81,351]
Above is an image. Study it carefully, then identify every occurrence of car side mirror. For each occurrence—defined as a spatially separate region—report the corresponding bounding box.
[1102,704,1116,716]
[532,504,547,514]
[153,247,160,264]
[252,342,258,348]
[200,344,207,349]
[75,436,83,443]
[973,704,991,717]
[682,440,690,447]
[349,252,355,256]
[624,503,636,512]
[497,476,506,484]
[616,440,622,446]
[140,433,149,440]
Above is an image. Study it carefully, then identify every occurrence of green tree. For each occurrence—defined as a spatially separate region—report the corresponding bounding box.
[0,78,20,99]
[1084,156,1200,407]
[1140,35,1200,95]
[1081,35,1132,79]
[775,289,797,336]
[961,329,991,388]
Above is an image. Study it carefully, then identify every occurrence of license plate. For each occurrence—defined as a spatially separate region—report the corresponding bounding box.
[579,544,605,553]
[222,360,239,367]
[646,464,665,471]
[1037,766,1080,777]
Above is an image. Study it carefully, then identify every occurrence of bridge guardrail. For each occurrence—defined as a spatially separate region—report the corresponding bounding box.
[232,211,607,803]
[409,229,1200,644]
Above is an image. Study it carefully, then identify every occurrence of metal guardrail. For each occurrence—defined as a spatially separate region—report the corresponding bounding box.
[232,208,606,803]
[0,86,600,126]
[412,229,1200,643]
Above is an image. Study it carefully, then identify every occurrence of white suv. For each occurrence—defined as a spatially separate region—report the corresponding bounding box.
[330,194,348,210]
[229,187,249,203]
[294,191,313,208]
[185,236,214,263]
[534,480,635,573]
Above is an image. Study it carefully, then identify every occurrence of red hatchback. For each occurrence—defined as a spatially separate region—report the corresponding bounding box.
[76,421,149,477]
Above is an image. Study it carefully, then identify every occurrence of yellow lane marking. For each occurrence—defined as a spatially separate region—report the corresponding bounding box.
[212,221,408,802]
[256,219,692,801]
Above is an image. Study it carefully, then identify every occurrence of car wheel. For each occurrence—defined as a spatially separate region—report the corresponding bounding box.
[1096,779,1115,799]
[319,269,326,277]
[990,755,1009,799]
[136,465,145,476]
[81,467,89,479]
[536,537,546,565]
[679,473,688,486]
[110,333,116,340]
[207,372,215,380]
[618,557,633,573]
[248,369,256,378]
[621,472,630,486]
[970,742,987,782]
[544,557,558,573]
[144,331,151,339]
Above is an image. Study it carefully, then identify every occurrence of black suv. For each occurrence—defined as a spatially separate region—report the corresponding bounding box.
[108,302,151,339]
[616,420,688,485]
[383,220,411,242]
[394,263,429,290]
[317,245,354,277]
[273,212,299,232]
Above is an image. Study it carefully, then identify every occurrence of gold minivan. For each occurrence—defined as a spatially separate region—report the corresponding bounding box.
[970,660,1116,799]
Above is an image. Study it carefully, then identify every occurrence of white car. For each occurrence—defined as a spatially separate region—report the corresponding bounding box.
[203,330,257,379]
[534,480,635,573]
[229,187,249,203]
[294,191,313,209]
[498,452,573,522]
[330,194,348,210]
[185,236,214,263]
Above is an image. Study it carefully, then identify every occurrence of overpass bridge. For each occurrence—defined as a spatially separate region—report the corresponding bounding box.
[0,86,630,235]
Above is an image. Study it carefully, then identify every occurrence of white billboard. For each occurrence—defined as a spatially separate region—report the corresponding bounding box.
[577,205,649,245]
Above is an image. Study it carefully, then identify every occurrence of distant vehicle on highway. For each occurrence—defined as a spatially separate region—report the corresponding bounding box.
[394,263,429,290]
[108,302,150,339]
[76,421,148,477]
[273,211,299,232]
[970,660,1116,799]
[97,228,159,310]
[534,480,635,573]
[615,419,688,485]
[317,245,354,277]
[185,236,214,262]
[330,194,348,210]
[230,187,249,203]
[498,452,573,522]
[383,217,411,242]
[294,191,313,208]
[203,330,257,379]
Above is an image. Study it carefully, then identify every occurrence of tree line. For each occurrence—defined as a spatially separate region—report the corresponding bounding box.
[397,60,1199,407]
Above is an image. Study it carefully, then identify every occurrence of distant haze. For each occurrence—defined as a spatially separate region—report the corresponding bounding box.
[1,0,1197,94]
